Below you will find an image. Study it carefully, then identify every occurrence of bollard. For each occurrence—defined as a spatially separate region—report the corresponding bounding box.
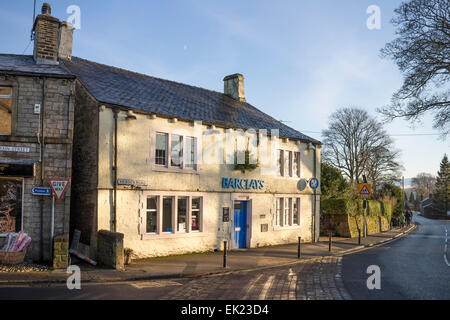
[297,236,301,259]
[358,229,361,245]
[329,231,332,252]
[223,241,227,268]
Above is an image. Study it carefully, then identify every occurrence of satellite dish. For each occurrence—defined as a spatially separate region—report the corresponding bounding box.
[297,179,307,191]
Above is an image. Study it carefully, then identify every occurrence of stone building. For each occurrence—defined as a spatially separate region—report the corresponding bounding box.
[0,4,75,264]
[61,40,322,258]
[2,3,323,262]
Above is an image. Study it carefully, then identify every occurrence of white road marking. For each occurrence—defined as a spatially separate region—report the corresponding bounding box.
[129,280,182,289]
[444,228,450,267]
[258,275,275,300]
[241,274,263,300]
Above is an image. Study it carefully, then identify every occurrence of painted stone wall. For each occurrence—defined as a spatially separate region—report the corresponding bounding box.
[91,107,321,258]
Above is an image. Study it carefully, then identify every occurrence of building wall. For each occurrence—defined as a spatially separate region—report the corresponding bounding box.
[70,81,99,250]
[94,107,321,257]
[0,75,74,262]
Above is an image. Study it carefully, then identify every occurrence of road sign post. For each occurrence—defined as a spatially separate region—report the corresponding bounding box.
[359,183,372,237]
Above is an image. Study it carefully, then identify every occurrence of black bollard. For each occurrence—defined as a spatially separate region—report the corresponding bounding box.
[297,236,301,259]
[358,229,361,245]
[223,241,227,268]
[329,231,332,252]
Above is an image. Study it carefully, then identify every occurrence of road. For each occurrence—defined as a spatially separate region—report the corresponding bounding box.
[0,256,350,300]
[342,213,450,300]
[0,214,447,300]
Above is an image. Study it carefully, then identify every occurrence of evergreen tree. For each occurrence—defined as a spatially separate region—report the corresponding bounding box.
[435,154,449,214]
[409,192,415,203]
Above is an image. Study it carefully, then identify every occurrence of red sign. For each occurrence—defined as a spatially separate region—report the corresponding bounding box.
[48,179,71,201]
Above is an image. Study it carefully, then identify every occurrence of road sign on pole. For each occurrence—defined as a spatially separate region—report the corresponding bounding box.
[49,179,71,201]
[31,187,51,196]
[359,183,372,199]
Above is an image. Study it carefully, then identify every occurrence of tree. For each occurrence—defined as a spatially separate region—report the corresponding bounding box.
[435,154,450,213]
[320,162,350,199]
[412,172,436,199]
[322,107,402,192]
[409,191,415,203]
[378,0,450,137]
[377,182,405,219]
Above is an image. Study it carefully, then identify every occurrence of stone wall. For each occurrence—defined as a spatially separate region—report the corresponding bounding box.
[0,75,74,262]
[320,199,392,238]
[53,234,69,269]
[97,230,124,270]
[321,214,390,238]
[70,81,99,257]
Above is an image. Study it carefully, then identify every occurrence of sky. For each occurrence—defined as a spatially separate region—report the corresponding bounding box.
[1,0,448,180]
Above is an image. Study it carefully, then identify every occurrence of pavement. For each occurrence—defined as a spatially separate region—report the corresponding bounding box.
[0,224,416,286]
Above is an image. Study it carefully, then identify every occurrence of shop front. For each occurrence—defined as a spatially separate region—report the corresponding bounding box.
[0,162,34,233]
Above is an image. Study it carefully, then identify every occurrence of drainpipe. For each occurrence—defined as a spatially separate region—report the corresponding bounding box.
[39,76,46,262]
[313,145,317,243]
[112,109,119,232]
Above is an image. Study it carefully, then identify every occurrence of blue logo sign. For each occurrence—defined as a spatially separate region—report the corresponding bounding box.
[222,177,265,190]
[31,187,51,196]
[309,178,319,190]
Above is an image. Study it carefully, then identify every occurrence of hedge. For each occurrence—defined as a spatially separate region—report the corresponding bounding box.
[321,198,392,222]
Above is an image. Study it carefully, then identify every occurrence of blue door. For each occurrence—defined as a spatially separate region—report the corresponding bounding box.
[234,201,247,248]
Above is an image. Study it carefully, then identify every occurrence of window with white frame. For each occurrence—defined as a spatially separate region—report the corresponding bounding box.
[154,132,198,171]
[275,197,300,227]
[146,197,158,233]
[191,197,201,231]
[145,195,203,235]
[293,198,300,225]
[293,152,300,177]
[155,133,168,165]
[185,137,197,169]
[278,149,301,178]
[278,150,283,176]
[284,198,290,226]
[177,197,188,232]
[162,197,173,232]
[275,198,282,226]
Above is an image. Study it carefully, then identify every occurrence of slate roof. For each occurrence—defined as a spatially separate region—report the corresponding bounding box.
[0,54,320,143]
[0,54,74,78]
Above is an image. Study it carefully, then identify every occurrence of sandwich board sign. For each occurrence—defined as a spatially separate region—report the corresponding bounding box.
[49,179,71,201]
[359,183,371,199]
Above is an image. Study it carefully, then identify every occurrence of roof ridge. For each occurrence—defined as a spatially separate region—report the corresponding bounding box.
[62,56,321,144]
[68,56,229,98]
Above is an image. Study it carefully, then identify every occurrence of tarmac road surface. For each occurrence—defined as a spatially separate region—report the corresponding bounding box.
[342,214,450,300]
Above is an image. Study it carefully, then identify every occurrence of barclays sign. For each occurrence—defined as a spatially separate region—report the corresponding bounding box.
[222,177,265,190]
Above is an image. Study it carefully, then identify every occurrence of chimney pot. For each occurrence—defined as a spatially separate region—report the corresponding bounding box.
[42,3,52,15]
[223,74,246,102]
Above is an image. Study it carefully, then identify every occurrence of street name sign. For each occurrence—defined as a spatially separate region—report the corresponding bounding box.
[359,183,372,199]
[31,187,51,196]
[49,179,71,201]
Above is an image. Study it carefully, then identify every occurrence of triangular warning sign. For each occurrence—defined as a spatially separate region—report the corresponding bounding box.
[49,179,71,201]
[360,186,370,194]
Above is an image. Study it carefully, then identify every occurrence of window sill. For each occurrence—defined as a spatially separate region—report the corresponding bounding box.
[152,165,199,175]
[273,225,301,231]
[141,232,208,240]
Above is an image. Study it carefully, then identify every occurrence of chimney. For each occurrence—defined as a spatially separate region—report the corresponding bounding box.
[223,74,246,102]
[33,3,61,64]
[58,22,74,60]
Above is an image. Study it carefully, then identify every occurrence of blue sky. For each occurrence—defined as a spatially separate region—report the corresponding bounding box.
[1,0,448,180]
